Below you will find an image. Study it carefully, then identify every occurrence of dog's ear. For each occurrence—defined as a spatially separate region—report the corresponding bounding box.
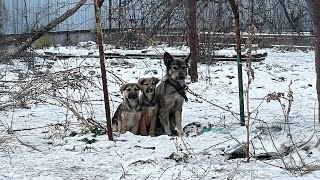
[164,52,174,67]
[152,77,160,85]
[136,83,143,91]
[185,53,191,65]
[138,78,145,85]
[120,83,128,93]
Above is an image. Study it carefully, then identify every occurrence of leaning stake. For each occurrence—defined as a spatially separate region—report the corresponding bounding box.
[94,0,113,140]
[229,0,245,126]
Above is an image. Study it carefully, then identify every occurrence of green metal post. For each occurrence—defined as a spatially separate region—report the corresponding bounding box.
[229,0,245,126]
[237,51,245,126]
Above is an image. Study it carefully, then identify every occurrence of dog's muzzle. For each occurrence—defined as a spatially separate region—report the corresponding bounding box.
[178,74,186,80]
[128,93,138,99]
[146,87,154,93]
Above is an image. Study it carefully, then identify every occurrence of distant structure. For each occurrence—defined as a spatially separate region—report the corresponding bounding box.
[0,0,313,46]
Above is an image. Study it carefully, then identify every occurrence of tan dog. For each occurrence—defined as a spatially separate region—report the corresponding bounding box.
[112,83,142,134]
[138,77,160,136]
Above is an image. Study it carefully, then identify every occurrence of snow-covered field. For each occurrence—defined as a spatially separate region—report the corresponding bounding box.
[1,43,320,179]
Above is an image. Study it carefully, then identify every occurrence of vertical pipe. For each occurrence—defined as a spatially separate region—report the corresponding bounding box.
[237,54,245,126]
[94,0,113,141]
[229,0,245,126]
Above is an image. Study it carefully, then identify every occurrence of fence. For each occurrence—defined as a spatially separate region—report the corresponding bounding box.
[0,0,314,47]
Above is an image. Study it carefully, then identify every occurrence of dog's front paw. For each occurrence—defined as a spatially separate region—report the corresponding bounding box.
[148,131,155,137]
[120,128,126,134]
[115,132,121,137]
[164,128,173,136]
[177,130,184,136]
[140,129,148,136]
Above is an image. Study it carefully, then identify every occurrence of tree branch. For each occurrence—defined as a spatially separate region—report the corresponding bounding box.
[148,0,181,37]
[278,0,299,33]
[1,0,88,61]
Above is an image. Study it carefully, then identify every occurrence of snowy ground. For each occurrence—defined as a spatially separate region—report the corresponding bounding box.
[0,44,320,179]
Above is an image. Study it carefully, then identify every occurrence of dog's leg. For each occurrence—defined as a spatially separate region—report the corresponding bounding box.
[112,122,118,132]
[148,108,158,136]
[118,120,123,134]
[119,113,126,134]
[160,109,172,135]
[131,112,141,135]
[174,108,184,136]
[169,115,178,136]
[139,110,148,136]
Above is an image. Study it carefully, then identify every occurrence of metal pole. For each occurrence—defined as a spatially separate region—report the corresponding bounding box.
[229,0,245,126]
[94,0,113,140]
[237,51,245,126]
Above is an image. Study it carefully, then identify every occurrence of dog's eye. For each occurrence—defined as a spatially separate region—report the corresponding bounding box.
[172,66,178,70]
[152,81,155,85]
[143,83,148,86]
[134,87,139,91]
[127,88,131,91]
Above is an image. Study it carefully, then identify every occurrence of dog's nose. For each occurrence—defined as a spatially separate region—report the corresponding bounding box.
[146,87,154,93]
[128,93,138,99]
[178,71,186,80]
[178,74,185,80]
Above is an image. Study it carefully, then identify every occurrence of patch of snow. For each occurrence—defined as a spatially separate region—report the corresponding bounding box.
[0,46,319,179]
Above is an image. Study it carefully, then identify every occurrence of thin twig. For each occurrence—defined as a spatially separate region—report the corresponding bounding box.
[157,167,170,180]
[16,137,42,152]
[11,123,64,132]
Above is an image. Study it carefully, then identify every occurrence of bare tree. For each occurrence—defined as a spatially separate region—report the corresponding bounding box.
[148,0,181,37]
[1,0,88,61]
[0,0,3,33]
[278,0,301,33]
[306,0,320,121]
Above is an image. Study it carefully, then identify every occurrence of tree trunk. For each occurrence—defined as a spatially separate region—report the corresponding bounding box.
[1,0,88,61]
[278,0,300,33]
[0,0,4,31]
[108,0,112,34]
[306,0,320,122]
[184,0,198,82]
[250,0,254,25]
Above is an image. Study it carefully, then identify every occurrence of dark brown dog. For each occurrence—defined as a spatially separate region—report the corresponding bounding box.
[112,83,142,134]
[138,77,160,136]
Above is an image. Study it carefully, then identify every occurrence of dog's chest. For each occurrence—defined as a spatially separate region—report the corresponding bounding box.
[121,111,141,128]
[169,91,185,104]
[166,83,185,101]
[173,92,185,101]
[145,106,157,117]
